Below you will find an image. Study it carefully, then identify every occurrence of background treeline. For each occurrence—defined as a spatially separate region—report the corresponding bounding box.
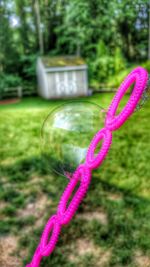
[0,0,150,93]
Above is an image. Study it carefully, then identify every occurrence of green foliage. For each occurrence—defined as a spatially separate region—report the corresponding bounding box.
[142,60,150,72]
[55,0,90,55]
[0,1,19,72]
[19,54,38,82]
[18,54,38,94]
[0,0,149,93]
[0,73,22,98]
[107,59,150,88]
[89,41,127,88]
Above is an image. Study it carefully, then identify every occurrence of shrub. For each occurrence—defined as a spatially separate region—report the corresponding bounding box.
[88,41,127,90]
[0,73,22,99]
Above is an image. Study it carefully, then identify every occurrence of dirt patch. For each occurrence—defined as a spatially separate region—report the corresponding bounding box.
[0,236,22,267]
[68,238,111,266]
[107,192,122,201]
[134,250,150,267]
[29,175,41,185]
[18,194,48,218]
[96,250,111,266]
[0,158,17,168]
[0,201,7,221]
[18,194,52,229]
[0,201,7,211]
[77,210,108,225]
[22,176,42,194]
[0,98,20,105]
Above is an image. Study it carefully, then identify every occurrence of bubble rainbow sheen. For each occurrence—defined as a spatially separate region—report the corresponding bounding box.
[25,66,148,267]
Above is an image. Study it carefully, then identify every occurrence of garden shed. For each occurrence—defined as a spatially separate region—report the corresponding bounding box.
[37,56,88,99]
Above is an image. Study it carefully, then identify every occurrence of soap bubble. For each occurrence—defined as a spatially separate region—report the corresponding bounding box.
[41,101,106,178]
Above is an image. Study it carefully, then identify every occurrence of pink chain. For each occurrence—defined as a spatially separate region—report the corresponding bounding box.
[25,67,148,267]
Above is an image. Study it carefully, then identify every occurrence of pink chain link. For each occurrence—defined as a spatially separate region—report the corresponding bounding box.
[57,164,91,225]
[25,66,148,267]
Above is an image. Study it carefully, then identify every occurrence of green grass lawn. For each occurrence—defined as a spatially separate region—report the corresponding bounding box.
[0,94,150,267]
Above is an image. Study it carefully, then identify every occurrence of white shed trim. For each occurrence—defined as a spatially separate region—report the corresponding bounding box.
[45,65,87,73]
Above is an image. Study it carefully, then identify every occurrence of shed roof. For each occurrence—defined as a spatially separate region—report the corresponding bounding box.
[41,56,86,68]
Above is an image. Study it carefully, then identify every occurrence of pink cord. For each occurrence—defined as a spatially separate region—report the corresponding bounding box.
[25,66,148,267]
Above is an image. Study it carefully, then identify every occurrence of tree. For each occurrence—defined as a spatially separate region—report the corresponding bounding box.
[15,0,31,54]
[33,0,44,54]
[0,0,149,91]
[0,0,19,72]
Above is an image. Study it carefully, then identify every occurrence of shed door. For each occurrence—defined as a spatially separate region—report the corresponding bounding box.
[55,71,77,96]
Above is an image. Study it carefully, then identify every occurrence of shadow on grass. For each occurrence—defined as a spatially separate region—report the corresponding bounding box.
[1,155,150,267]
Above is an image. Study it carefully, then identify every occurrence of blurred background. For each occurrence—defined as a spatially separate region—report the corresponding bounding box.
[0,1,150,267]
[0,0,150,96]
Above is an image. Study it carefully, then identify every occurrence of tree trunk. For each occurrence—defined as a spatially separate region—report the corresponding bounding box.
[34,0,44,54]
[32,0,39,51]
[76,43,81,57]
